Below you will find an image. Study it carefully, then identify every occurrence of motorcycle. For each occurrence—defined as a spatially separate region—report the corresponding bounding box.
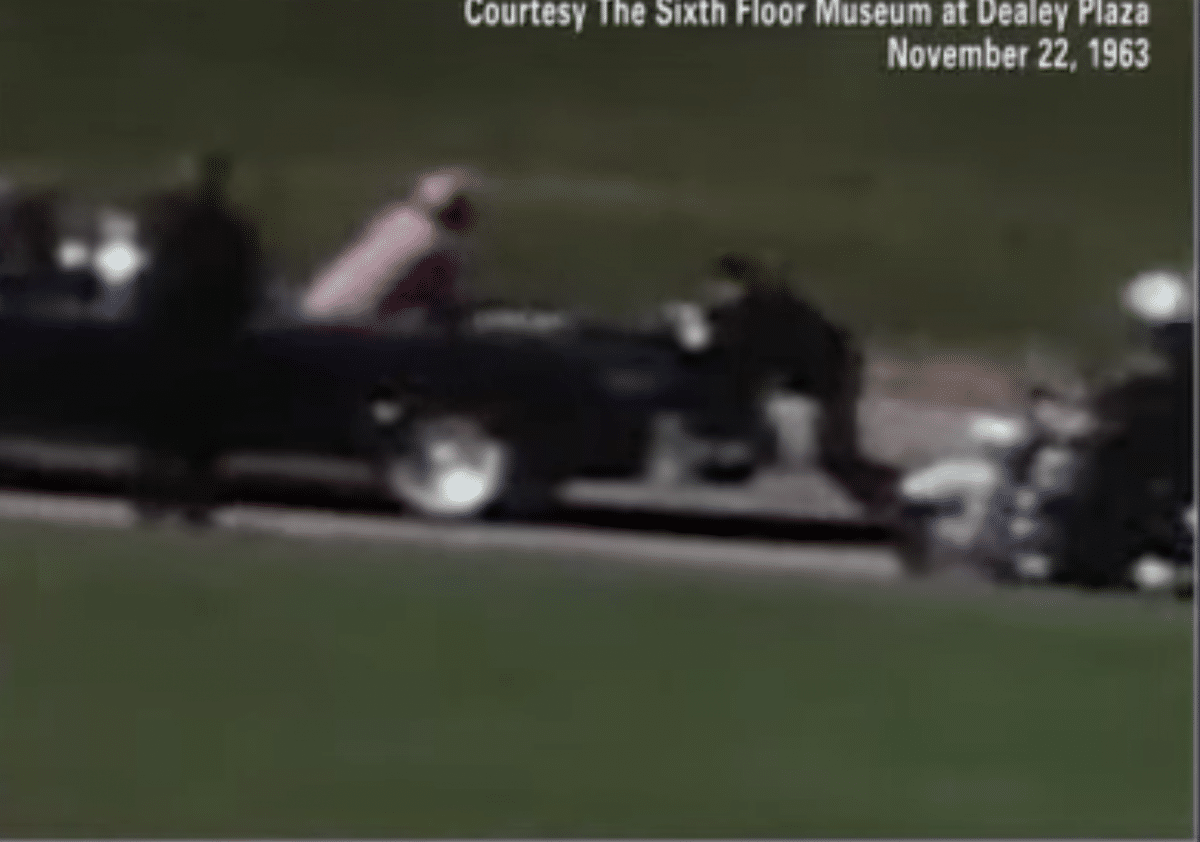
[896,409,1033,577]
[899,389,1194,595]
[901,270,1194,594]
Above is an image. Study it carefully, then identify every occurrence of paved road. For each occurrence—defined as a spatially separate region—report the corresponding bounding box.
[0,486,906,583]
[0,434,905,582]
[0,435,872,520]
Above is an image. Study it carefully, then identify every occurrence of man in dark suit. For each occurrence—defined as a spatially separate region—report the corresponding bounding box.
[138,153,262,341]
[702,253,899,511]
[132,152,264,522]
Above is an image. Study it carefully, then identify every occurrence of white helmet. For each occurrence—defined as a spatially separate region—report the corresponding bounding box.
[1121,269,1194,325]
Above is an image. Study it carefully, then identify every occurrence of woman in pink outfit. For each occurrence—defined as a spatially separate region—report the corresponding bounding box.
[301,167,481,325]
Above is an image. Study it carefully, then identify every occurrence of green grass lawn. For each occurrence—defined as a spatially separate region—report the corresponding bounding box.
[0,0,1193,365]
[0,520,1192,837]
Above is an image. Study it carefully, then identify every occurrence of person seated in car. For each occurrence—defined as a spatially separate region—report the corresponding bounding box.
[700,252,899,511]
[0,188,71,310]
[300,166,482,328]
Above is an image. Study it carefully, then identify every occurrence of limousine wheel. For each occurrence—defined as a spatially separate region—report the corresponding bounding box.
[382,415,512,519]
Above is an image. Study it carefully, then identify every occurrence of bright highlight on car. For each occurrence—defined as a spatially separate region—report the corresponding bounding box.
[91,209,147,287]
[661,301,712,352]
[55,239,91,271]
[93,241,146,286]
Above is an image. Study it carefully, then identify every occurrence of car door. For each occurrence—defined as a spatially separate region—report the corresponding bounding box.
[0,312,137,443]
[224,326,424,455]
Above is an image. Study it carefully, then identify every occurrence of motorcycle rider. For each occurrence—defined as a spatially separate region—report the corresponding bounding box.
[132,152,265,522]
[699,252,899,511]
[301,166,482,327]
[1056,270,1194,588]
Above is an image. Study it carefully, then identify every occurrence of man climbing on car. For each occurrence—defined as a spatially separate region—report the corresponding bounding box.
[699,251,900,514]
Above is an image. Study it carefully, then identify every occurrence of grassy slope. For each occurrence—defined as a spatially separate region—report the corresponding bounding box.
[0,520,1192,837]
[0,0,1194,363]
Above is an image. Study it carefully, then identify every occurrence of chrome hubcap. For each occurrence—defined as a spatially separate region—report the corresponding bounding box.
[387,418,509,518]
